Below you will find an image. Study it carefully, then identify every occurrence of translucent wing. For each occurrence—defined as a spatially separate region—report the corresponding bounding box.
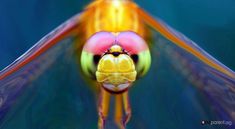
[0,13,82,80]
[155,35,235,123]
[0,13,96,125]
[136,8,235,128]
[138,9,235,79]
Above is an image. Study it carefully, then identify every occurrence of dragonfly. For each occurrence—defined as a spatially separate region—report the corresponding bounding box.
[0,0,235,129]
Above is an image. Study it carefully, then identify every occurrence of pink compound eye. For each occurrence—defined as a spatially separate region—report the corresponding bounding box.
[116,31,149,54]
[81,31,151,79]
[83,32,115,54]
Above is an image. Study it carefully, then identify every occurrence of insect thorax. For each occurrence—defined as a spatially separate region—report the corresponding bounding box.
[80,0,147,41]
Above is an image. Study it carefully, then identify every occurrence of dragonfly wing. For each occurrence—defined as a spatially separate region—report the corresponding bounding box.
[154,33,235,123]
[138,9,235,125]
[138,8,235,79]
[0,13,84,120]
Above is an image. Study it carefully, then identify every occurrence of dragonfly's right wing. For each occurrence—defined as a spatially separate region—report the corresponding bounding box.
[0,13,84,121]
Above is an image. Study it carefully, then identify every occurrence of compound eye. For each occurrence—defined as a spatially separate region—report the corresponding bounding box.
[93,55,101,65]
[130,54,139,64]
[83,32,115,55]
[117,32,148,55]
[81,32,115,78]
[117,32,151,77]
[134,50,151,77]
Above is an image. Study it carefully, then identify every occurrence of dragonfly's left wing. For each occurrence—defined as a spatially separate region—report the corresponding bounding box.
[138,8,235,79]
[138,8,235,126]
[0,13,83,120]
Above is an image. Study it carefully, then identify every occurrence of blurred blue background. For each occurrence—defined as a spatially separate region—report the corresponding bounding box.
[0,0,235,129]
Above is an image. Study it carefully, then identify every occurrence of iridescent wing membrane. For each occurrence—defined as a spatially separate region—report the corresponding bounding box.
[149,15,235,128]
[0,14,98,126]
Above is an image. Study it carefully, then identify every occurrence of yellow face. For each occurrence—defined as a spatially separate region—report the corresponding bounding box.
[96,45,137,92]
[80,31,151,93]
